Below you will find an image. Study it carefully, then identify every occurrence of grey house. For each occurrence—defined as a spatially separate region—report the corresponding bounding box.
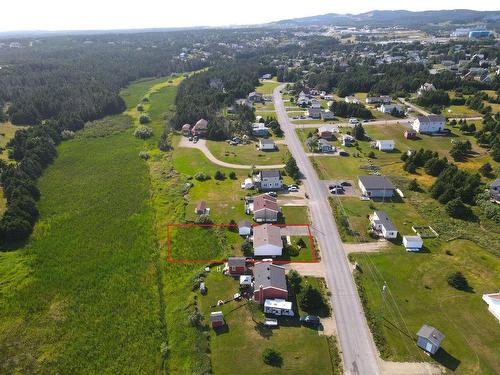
[490,178,500,203]
[416,325,445,355]
[358,176,395,198]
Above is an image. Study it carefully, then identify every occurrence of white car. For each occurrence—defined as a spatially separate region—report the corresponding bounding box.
[288,186,299,192]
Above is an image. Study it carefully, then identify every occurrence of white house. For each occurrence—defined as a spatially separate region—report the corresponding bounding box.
[259,138,275,150]
[412,115,446,133]
[320,110,335,120]
[345,95,361,104]
[403,235,423,251]
[310,99,321,108]
[378,104,402,114]
[370,211,398,239]
[253,224,283,256]
[375,140,395,151]
[264,299,294,316]
[482,293,500,322]
[257,170,283,190]
[342,134,355,146]
[417,82,436,97]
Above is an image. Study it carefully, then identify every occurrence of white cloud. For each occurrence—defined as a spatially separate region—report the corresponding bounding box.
[0,0,497,31]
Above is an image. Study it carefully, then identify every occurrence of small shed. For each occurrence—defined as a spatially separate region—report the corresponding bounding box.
[238,220,252,236]
[200,282,207,295]
[210,311,225,328]
[227,257,247,275]
[239,275,252,287]
[404,130,417,139]
[241,178,254,190]
[403,235,423,251]
[264,299,294,316]
[181,124,191,136]
[416,324,445,355]
[195,200,208,215]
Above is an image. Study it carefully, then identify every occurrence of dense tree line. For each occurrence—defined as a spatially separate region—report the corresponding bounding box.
[475,113,500,162]
[330,101,373,119]
[170,61,266,139]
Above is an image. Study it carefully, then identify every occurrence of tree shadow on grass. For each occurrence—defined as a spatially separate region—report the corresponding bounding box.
[214,324,230,336]
[254,322,274,339]
[433,347,461,372]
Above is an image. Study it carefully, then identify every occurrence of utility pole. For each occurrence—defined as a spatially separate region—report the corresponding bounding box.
[381,281,388,321]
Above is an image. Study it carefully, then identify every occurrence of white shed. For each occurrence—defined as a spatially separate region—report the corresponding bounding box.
[375,140,395,151]
[403,235,423,251]
[241,178,254,189]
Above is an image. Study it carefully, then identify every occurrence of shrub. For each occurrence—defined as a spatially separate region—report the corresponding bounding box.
[447,271,470,291]
[136,104,144,112]
[479,162,493,176]
[367,151,376,159]
[214,170,225,180]
[445,198,471,219]
[188,309,203,327]
[299,284,328,313]
[195,214,212,224]
[139,151,150,160]
[139,114,151,124]
[285,156,300,180]
[262,348,283,367]
[229,171,237,180]
[194,172,208,181]
[288,270,302,293]
[408,179,419,191]
[284,244,299,257]
[241,240,252,256]
[134,125,153,139]
[296,238,306,248]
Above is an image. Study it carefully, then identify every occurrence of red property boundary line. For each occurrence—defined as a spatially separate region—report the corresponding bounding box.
[166,223,318,264]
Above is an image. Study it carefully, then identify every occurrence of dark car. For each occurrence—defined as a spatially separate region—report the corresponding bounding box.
[328,184,344,190]
[340,181,351,186]
[300,315,320,326]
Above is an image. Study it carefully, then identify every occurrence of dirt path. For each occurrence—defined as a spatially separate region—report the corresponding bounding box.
[379,359,444,375]
[177,137,285,170]
[284,262,326,278]
[343,241,388,254]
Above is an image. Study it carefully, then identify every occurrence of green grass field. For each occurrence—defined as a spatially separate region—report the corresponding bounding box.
[256,111,277,120]
[281,206,309,225]
[0,115,164,373]
[352,239,500,374]
[256,79,279,95]
[206,140,288,166]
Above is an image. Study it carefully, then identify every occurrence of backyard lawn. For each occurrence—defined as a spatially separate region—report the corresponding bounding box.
[256,111,277,120]
[197,270,336,375]
[280,206,309,225]
[206,139,288,166]
[352,239,500,374]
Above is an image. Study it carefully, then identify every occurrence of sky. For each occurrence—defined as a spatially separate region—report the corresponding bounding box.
[0,0,498,32]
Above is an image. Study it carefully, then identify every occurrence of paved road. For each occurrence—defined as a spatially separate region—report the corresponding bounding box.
[177,137,285,170]
[274,85,381,375]
[398,97,429,116]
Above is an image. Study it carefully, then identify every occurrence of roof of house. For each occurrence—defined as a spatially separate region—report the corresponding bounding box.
[227,257,246,267]
[318,139,332,146]
[417,324,445,346]
[196,200,206,211]
[249,91,262,97]
[182,123,191,130]
[359,176,395,191]
[210,311,224,321]
[403,235,423,242]
[318,125,338,133]
[194,118,208,129]
[253,194,279,212]
[342,134,354,140]
[239,220,252,228]
[491,178,500,188]
[373,211,397,232]
[254,262,287,291]
[260,138,275,145]
[264,299,292,309]
[416,114,446,123]
[260,170,281,179]
[253,224,282,248]
[376,139,394,144]
[308,107,322,114]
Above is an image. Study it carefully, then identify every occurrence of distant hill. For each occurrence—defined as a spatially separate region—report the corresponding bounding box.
[270,9,500,28]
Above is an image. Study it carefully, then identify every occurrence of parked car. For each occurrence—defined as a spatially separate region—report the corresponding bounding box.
[340,181,351,186]
[300,315,320,326]
[330,188,344,195]
[328,184,343,190]
[266,191,278,197]
[288,186,299,192]
[188,136,193,141]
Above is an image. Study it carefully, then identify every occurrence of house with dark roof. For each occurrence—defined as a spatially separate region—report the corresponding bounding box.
[253,224,283,256]
[358,176,395,198]
[181,123,191,136]
[416,325,445,355]
[194,200,208,215]
[257,170,282,190]
[306,107,321,119]
[369,211,398,239]
[253,262,288,303]
[318,138,334,153]
[253,194,280,222]
[248,91,263,103]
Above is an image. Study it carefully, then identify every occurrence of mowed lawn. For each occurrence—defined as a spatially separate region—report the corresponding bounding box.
[197,270,334,375]
[0,118,163,373]
[352,239,500,374]
[256,79,279,95]
[206,140,288,166]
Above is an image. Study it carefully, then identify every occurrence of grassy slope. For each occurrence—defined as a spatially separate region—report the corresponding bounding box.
[352,239,500,374]
[0,115,163,373]
[206,139,288,166]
